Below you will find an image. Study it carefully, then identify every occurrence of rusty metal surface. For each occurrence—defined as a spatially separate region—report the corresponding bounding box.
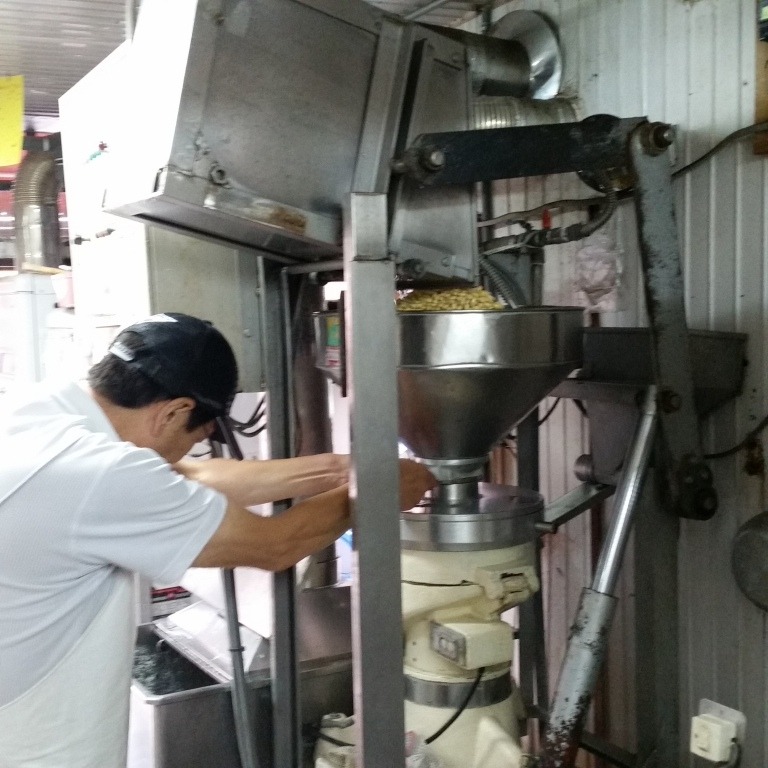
[629,124,717,520]
[541,588,618,768]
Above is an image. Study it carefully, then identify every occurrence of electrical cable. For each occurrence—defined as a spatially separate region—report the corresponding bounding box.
[718,740,742,768]
[235,422,268,439]
[477,120,768,232]
[316,732,353,748]
[229,395,266,431]
[209,422,261,768]
[478,197,603,229]
[671,121,768,180]
[504,399,562,444]
[538,398,562,426]
[480,180,616,257]
[703,411,768,460]
[424,666,486,744]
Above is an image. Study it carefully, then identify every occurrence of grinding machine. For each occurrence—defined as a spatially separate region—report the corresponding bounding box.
[98,0,749,766]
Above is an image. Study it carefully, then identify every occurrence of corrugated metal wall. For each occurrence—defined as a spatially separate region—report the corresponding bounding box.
[468,0,768,765]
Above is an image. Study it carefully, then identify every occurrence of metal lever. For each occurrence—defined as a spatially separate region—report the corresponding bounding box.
[629,123,717,520]
[541,387,658,768]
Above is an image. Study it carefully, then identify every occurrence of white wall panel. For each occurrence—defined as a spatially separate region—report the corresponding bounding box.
[469,0,768,764]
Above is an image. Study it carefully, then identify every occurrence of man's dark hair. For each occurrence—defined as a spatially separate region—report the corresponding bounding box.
[88,331,218,432]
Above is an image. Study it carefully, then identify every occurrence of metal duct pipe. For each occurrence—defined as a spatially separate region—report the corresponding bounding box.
[473,96,580,131]
[425,11,563,99]
[13,151,62,272]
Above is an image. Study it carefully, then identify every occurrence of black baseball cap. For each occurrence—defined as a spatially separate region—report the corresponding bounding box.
[108,313,239,417]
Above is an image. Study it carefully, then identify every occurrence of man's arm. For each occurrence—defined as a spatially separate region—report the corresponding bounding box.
[191,459,435,571]
[192,485,351,571]
[175,453,349,508]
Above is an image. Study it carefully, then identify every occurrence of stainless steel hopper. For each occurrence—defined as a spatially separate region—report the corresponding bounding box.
[398,307,584,462]
[398,307,584,551]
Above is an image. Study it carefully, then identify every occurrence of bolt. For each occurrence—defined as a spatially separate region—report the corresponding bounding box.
[420,148,446,172]
[209,164,228,185]
[641,122,676,156]
[399,259,425,279]
[391,158,407,174]
[658,388,682,413]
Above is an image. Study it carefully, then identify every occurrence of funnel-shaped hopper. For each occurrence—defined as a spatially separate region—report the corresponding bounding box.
[398,308,583,460]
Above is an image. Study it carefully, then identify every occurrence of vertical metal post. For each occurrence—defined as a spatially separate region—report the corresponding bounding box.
[344,192,404,768]
[634,474,681,768]
[516,220,549,726]
[517,411,549,721]
[260,257,302,767]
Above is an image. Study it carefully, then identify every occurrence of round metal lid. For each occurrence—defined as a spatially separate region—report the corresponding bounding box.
[400,483,543,551]
[732,511,768,611]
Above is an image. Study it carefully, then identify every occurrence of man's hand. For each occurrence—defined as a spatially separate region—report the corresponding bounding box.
[398,458,436,511]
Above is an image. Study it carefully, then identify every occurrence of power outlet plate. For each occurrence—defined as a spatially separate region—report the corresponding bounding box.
[698,699,747,745]
[690,699,746,762]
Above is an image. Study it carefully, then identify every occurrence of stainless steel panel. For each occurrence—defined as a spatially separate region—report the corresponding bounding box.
[199,2,375,216]
[344,193,405,767]
[103,0,519,278]
[106,0,379,257]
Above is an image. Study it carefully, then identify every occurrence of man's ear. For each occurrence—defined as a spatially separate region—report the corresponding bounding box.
[151,397,195,435]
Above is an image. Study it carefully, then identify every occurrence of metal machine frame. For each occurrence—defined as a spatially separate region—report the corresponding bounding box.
[105,2,748,765]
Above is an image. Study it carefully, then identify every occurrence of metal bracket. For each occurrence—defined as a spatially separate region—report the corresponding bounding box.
[629,123,718,520]
[394,114,646,186]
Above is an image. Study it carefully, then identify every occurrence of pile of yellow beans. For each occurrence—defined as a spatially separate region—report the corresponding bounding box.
[396,286,504,312]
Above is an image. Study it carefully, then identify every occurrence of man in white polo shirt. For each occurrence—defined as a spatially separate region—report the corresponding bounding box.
[0,312,433,768]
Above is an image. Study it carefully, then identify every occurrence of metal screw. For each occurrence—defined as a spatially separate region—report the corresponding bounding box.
[420,148,446,171]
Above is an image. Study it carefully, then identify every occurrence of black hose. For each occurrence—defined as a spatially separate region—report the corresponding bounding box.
[211,420,260,768]
[424,667,486,745]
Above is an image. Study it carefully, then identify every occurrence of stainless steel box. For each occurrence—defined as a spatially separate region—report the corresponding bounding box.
[129,624,353,768]
[105,0,477,279]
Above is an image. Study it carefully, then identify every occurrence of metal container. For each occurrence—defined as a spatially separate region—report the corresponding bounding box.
[103,0,562,281]
[397,307,584,459]
[129,625,353,768]
[103,0,474,274]
[313,306,584,458]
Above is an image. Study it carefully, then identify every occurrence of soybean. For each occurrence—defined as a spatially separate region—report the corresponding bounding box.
[396,286,503,312]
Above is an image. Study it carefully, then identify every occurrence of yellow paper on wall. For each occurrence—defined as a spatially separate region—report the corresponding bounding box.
[0,76,24,167]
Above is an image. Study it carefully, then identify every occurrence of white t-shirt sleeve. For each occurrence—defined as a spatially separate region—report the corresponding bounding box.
[72,439,227,585]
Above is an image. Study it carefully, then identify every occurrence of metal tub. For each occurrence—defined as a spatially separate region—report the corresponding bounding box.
[128,625,352,768]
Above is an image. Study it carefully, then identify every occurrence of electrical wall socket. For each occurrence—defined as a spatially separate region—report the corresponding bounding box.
[689,699,746,763]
